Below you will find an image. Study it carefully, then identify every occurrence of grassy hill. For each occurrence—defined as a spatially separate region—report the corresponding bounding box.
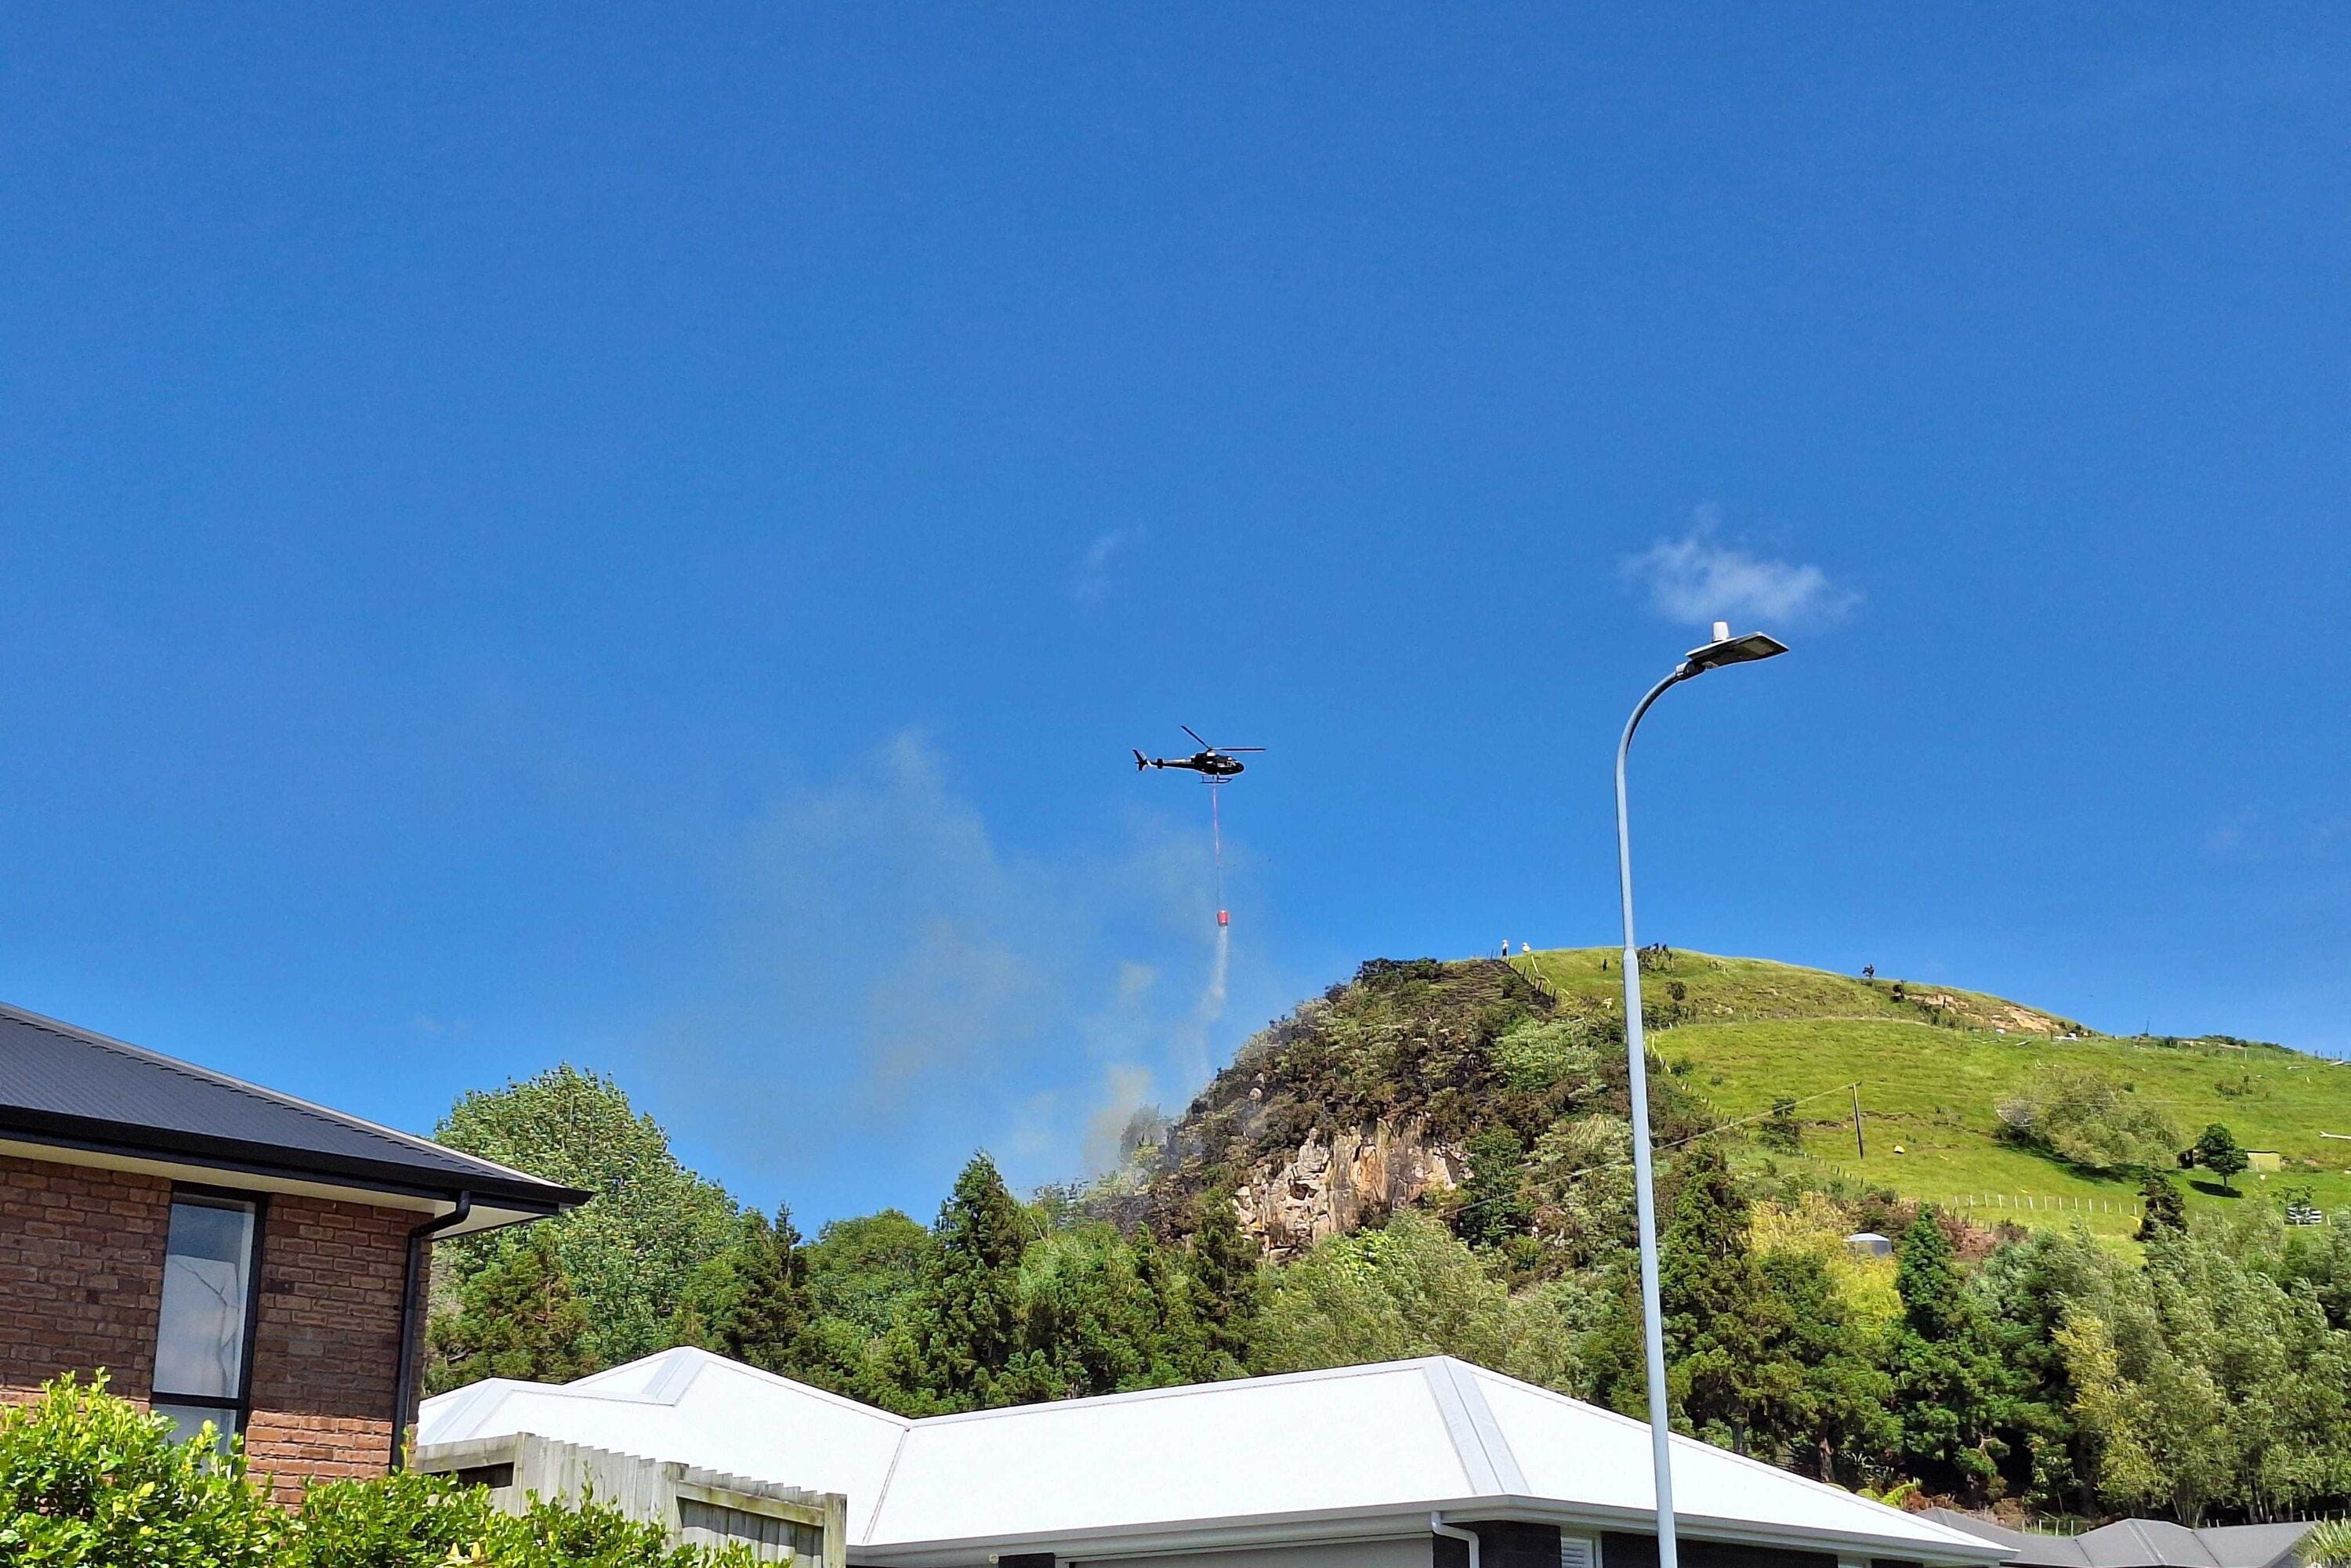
[1514,946,2351,1239]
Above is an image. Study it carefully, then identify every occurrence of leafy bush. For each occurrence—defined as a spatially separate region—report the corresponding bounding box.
[285,1471,746,1568]
[0,1374,282,1568]
[1994,1066,2181,1173]
[2303,1519,2351,1568]
[280,1470,497,1567]
[0,1377,751,1567]
[1491,1018,1596,1092]
[1759,1096,1804,1153]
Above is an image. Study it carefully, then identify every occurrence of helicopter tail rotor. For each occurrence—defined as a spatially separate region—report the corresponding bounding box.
[1133,749,1150,772]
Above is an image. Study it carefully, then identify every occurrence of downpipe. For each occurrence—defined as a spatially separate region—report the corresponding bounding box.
[389,1192,473,1469]
[1433,1515,1481,1568]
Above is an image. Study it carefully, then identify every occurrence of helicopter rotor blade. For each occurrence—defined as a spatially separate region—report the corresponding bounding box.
[1218,747,1266,753]
[1180,725,1210,749]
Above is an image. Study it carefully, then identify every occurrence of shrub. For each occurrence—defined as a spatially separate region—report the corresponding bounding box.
[0,1374,282,1568]
[1759,1097,1803,1153]
[1491,1018,1596,1092]
[1994,1066,2180,1173]
[0,1376,752,1567]
[1252,1208,1588,1389]
[281,1469,499,1567]
[287,1475,747,1567]
[2303,1520,2351,1568]
[491,1493,748,1567]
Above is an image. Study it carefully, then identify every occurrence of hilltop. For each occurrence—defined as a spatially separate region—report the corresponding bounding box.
[1133,947,2351,1248]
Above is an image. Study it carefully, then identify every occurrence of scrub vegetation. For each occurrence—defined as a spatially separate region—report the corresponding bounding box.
[418,951,2351,1530]
[0,1375,750,1566]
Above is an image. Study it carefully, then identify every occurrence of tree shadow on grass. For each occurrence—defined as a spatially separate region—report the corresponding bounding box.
[2188,1179,2244,1198]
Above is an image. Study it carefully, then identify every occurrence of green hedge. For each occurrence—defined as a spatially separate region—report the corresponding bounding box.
[0,1377,753,1568]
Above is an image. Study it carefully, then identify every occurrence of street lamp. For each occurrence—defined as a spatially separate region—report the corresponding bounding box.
[1614,619,1788,1568]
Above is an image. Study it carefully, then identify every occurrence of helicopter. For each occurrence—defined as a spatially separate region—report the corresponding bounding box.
[1132,726,1264,778]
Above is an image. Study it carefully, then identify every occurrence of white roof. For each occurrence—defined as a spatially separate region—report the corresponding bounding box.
[419,1349,2005,1567]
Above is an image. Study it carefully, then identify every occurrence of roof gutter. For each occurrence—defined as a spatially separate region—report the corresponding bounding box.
[0,1110,587,1211]
[849,1497,2010,1568]
[390,1191,473,1470]
[1433,1515,1482,1568]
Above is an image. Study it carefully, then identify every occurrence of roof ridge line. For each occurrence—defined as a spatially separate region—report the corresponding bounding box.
[1421,1360,1502,1495]
[864,1424,913,1546]
[900,1356,1411,1427]
[578,1348,918,1428]
[1433,1360,1527,1497]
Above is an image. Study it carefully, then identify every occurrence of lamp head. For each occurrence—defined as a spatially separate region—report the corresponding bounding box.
[1683,622,1789,673]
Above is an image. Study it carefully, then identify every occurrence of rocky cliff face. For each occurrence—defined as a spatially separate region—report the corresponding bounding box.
[1230,1116,1466,1260]
[1129,957,1655,1253]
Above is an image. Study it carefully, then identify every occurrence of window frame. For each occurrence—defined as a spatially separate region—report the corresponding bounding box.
[151,1182,268,1445]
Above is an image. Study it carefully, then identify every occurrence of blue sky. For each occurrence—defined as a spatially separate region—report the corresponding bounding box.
[2,7,2346,1224]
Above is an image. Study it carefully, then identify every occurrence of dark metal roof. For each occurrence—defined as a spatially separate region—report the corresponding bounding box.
[1924,1512,2316,1568]
[0,1001,586,1212]
[2172,1526,2311,1568]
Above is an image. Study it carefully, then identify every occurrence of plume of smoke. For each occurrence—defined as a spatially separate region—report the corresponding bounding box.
[631,732,1289,1206]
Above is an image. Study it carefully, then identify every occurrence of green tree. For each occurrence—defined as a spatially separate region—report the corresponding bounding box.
[2195,1124,2249,1193]
[1972,1226,2110,1512]
[789,1209,935,1404]
[2283,1208,2351,1331]
[434,1066,742,1374]
[1252,1207,1586,1389]
[807,1209,932,1336]
[1887,1207,2017,1499]
[1524,1114,1636,1270]
[1187,1193,1262,1377]
[426,1226,592,1391]
[676,1206,814,1376]
[904,1153,1031,1409]
[2138,1175,2188,1241]
[1656,1146,1777,1446]
[1454,1129,1531,1249]
[1643,1146,1890,1472]
[1756,1248,1900,1482]
[1994,1068,2180,1174]
[1008,1224,1196,1400]
[2059,1222,2351,1524]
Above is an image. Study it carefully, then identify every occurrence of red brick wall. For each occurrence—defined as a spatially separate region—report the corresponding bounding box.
[0,1151,426,1501]
[245,1193,415,1501]
[0,1152,172,1402]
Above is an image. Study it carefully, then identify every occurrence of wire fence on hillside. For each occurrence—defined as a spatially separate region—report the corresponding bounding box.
[1817,1175,2146,1222]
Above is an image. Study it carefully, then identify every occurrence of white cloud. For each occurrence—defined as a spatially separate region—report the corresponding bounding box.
[1619,510,1857,628]
[1070,528,1143,604]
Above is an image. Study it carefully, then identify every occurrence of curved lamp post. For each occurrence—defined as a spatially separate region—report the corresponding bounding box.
[1615,620,1788,1568]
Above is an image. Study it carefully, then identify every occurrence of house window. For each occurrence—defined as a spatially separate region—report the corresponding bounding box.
[150,1190,263,1450]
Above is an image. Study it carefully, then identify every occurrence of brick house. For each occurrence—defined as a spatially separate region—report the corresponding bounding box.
[0,1001,583,1497]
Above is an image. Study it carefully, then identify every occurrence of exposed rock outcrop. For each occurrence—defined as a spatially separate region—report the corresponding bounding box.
[1230,1116,1465,1261]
